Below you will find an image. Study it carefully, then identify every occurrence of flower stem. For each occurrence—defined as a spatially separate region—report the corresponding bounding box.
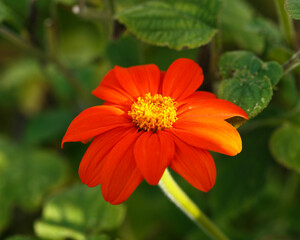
[158,169,229,240]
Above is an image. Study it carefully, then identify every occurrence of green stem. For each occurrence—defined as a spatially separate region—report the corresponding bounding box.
[159,169,229,240]
[283,48,300,75]
[275,0,296,49]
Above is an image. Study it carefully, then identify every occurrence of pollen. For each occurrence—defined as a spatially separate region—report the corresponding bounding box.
[128,93,178,132]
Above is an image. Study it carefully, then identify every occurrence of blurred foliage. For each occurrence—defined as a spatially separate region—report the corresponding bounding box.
[270,122,300,173]
[0,136,69,234]
[35,184,124,240]
[0,0,299,239]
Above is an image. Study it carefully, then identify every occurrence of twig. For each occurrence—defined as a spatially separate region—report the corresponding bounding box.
[283,48,300,75]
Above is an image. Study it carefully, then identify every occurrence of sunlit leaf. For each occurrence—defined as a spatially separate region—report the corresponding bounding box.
[270,123,300,173]
[116,0,222,50]
[34,184,125,240]
[218,51,283,119]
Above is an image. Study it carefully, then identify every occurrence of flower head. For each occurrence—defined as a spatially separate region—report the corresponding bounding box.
[62,58,248,205]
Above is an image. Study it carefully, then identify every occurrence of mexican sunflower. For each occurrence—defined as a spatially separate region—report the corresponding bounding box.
[62,58,248,205]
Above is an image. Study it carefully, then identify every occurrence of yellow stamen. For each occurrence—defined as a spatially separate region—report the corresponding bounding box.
[128,93,177,132]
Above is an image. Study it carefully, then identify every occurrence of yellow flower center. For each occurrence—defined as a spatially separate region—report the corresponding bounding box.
[128,93,178,132]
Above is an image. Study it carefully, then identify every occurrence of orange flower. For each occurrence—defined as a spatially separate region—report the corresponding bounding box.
[62,58,248,205]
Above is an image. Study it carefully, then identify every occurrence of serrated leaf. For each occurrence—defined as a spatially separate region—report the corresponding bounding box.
[217,51,283,119]
[285,0,300,19]
[270,123,300,173]
[35,184,125,240]
[0,136,69,233]
[116,0,222,50]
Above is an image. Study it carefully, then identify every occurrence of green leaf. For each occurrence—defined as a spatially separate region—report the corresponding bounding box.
[116,0,222,50]
[270,123,300,173]
[285,0,300,19]
[0,136,69,233]
[217,51,283,119]
[24,109,74,144]
[261,61,283,86]
[35,184,125,240]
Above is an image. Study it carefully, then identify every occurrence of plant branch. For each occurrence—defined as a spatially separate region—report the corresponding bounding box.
[283,48,300,75]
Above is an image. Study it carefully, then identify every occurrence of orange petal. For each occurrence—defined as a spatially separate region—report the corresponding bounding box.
[92,69,134,104]
[134,131,174,185]
[178,99,248,120]
[114,64,161,98]
[100,128,144,205]
[170,137,216,192]
[78,127,133,186]
[61,105,132,147]
[162,58,203,101]
[171,118,242,156]
[177,91,217,106]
